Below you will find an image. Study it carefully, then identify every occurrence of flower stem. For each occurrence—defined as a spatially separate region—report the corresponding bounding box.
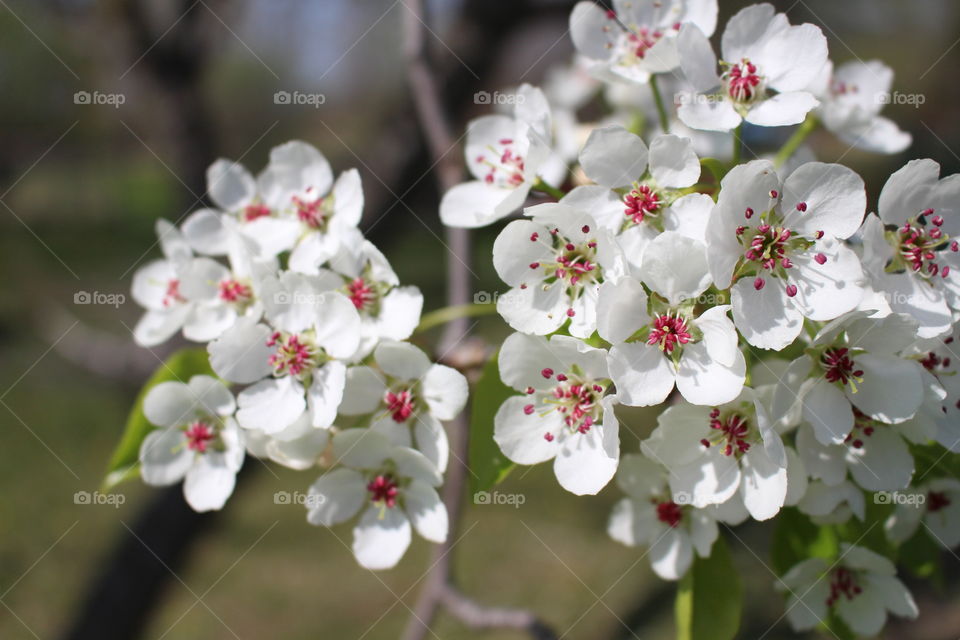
[532,178,566,200]
[773,115,818,168]
[732,124,743,166]
[415,302,501,334]
[650,75,671,133]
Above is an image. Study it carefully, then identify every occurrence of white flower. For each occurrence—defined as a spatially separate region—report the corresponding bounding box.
[597,233,746,407]
[139,375,244,512]
[886,479,960,548]
[860,159,960,338]
[777,544,918,637]
[243,411,330,471]
[808,59,911,154]
[131,220,201,346]
[182,141,362,268]
[574,126,713,268]
[676,3,826,132]
[440,85,565,228]
[641,390,788,521]
[796,479,865,525]
[176,223,277,342]
[772,312,926,448]
[338,341,468,472]
[322,233,424,359]
[493,333,620,495]
[306,429,447,570]
[904,328,960,451]
[570,0,718,84]
[608,453,718,580]
[207,271,360,434]
[706,159,867,349]
[493,203,625,338]
[795,420,914,493]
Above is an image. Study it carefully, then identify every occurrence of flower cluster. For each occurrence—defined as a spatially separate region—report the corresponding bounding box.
[132,141,468,570]
[440,2,954,635]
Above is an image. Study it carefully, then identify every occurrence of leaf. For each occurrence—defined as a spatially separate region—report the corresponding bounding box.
[675,536,741,640]
[102,348,214,491]
[771,507,838,575]
[468,351,516,494]
[898,528,944,587]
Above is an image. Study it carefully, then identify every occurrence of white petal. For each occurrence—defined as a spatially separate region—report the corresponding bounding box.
[731,278,803,350]
[332,428,394,469]
[375,340,431,380]
[308,360,346,428]
[207,159,255,212]
[677,24,719,93]
[578,125,648,188]
[207,318,273,384]
[676,341,746,406]
[596,278,649,344]
[608,343,676,407]
[236,377,306,434]
[413,413,449,473]
[744,92,819,127]
[492,218,552,287]
[847,427,913,492]
[404,480,448,543]
[781,163,866,240]
[144,381,196,428]
[439,180,520,228]
[182,208,230,255]
[553,418,619,495]
[640,232,711,305]
[649,135,701,189]
[187,374,236,417]
[851,355,923,423]
[139,428,192,485]
[339,366,387,415]
[352,505,411,570]
[422,364,468,420]
[678,97,741,132]
[133,308,189,347]
[649,528,693,581]
[669,450,741,508]
[306,467,367,526]
[802,379,854,445]
[790,241,865,322]
[183,455,238,511]
[740,447,787,520]
[496,281,567,336]
[494,396,561,464]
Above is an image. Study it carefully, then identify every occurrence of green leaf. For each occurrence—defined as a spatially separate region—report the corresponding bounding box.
[898,528,944,587]
[102,348,215,491]
[675,536,741,640]
[771,507,838,575]
[468,352,516,494]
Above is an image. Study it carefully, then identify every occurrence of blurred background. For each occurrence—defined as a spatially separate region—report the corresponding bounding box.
[3,0,960,638]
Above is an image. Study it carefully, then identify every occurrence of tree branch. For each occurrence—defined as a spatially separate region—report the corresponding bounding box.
[400,2,556,639]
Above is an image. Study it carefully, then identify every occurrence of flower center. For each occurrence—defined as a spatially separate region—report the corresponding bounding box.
[293,191,332,230]
[367,474,399,508]
[648,314,693,354]
[476,139,525,189]
[928,490,951,512]
[346,277,378,312]
[654,499,684,528]
[184,420,217,453]
[524,368,608,439]
[218,278,253,304]
[163,279,185,308]
[602,11,680,66]
[894,212,955,280]
[624,184,662,224]
[844,409,877,449]
[243,203,271,222]
[821,347,864,390]
[724,59,764,103]
[529,225,601,318]
[385,389,416,423]
[826,567,862,606]
[267,331,319,378]
[733,202,819,294]
[700,409,752,457]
